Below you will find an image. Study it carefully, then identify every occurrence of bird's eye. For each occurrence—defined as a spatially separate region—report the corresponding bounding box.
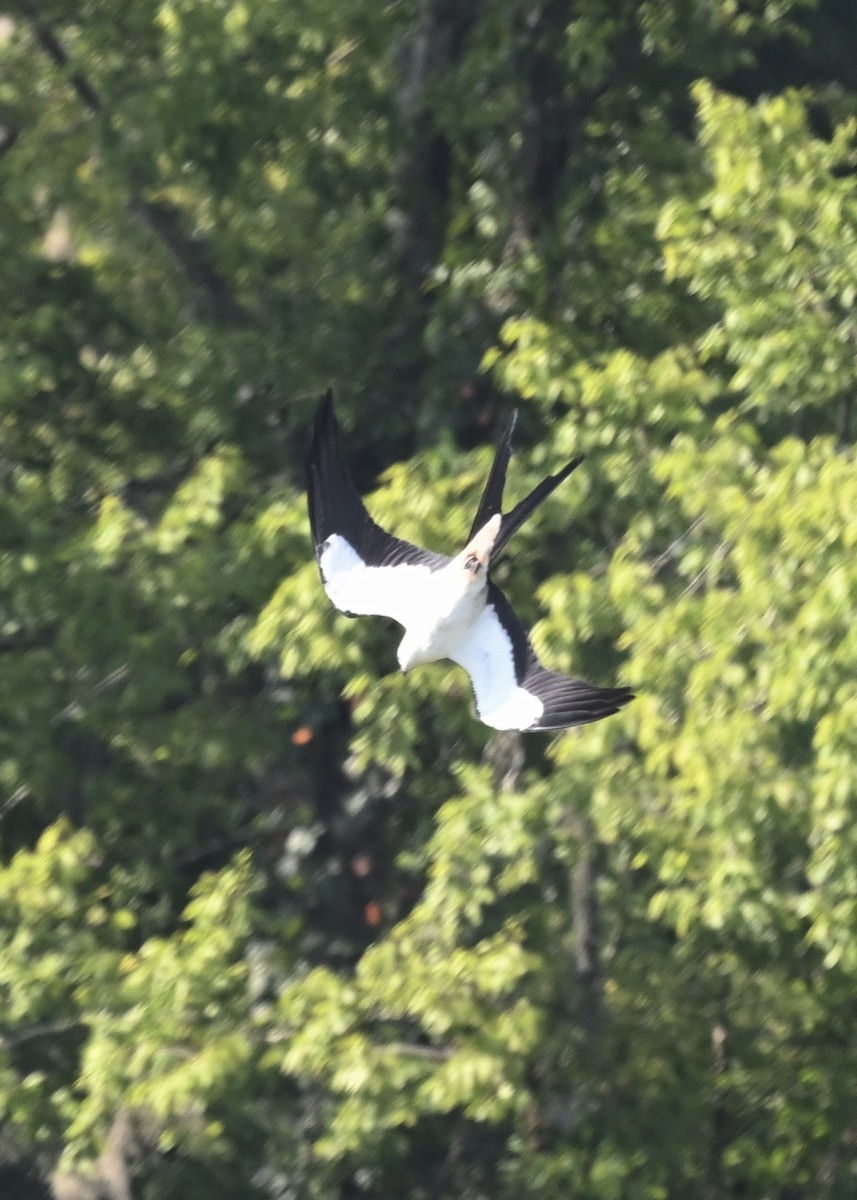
[465,554,480,572]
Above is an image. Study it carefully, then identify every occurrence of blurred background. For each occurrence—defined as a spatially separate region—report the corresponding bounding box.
[1,0,856,1196]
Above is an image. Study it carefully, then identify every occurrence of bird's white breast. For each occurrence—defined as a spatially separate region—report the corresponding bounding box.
[397,565,487,669]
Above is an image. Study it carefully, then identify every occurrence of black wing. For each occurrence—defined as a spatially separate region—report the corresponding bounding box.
[487,584,633,732]
[307,390,447,573]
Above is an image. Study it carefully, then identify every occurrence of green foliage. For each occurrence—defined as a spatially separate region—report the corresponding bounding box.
[660,83,857,434]
[273,767,545,1164]
[0,828,262,1167]
[2,0,857,1196]
[66,850,260,1161]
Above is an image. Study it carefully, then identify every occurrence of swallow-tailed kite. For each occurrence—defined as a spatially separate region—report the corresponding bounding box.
[307,392,633,732]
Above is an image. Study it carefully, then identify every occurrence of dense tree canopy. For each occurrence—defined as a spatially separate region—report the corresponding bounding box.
[1,0,856,1196]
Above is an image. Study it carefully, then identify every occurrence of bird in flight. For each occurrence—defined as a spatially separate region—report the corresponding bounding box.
[306,392,633,732]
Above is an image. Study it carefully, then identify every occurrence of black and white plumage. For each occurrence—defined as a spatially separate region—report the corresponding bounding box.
[306,392,633,732]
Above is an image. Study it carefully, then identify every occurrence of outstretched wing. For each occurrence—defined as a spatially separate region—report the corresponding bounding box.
[466,410,584,564]
[306,391,447,624]
[448,583,633,732]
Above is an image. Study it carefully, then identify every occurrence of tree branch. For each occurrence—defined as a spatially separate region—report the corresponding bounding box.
[22,2,103,114]
[383,0,481,394]
[0,1018,87,1050]
[20,2,250,326]
[0,119,21,157]
[570,815,602,1052]
[515,0,607,235]
[128,198,250,326]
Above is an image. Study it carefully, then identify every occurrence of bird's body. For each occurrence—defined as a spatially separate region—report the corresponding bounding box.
[319,528,488,669]
[395,570,487,672]
[306,392,633,732]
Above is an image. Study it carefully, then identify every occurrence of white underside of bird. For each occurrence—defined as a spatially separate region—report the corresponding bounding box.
[318,514,543,730]
[306,392,633,733]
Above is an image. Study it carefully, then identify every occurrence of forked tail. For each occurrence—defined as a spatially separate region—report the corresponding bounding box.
[467,410,584,562]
